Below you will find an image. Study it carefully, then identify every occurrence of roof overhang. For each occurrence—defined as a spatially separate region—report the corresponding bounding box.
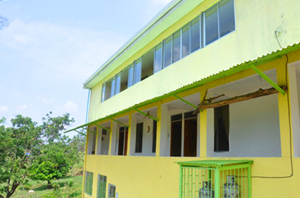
[66,42,300,134]
[83,0,206,89]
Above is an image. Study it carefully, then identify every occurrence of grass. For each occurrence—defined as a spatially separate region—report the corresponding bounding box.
[12,176,83,198]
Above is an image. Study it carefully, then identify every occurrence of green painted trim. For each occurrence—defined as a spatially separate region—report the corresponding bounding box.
[94,123,111,132]
[179,167,183,198]
[134,108,159,122]
[248,164,252,198]
[173,94,197,109]
[215,167,220,198]
[65,42,300,134]
[110,118,129,128]
[84,0,207,89]
[219,164,249,171]
[74,130,87,136]
[250,65,286,95]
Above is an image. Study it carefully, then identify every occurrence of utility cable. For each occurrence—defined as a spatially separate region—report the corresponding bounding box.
[251,31,293,179]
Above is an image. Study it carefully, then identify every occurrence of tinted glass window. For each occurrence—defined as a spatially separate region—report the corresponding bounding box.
[135,123,143,153]
[191,17,200,52]
[219,0,235,37]
[115,74,121,95]
[152,120,157,153]
[171,113,182,122]
[127,64,134,87]
[154,44,163,73]
[134,59,142,84]
[110,77,115,97]
[163,36,172,68]
[205,5,218,45]
[214,105,229,152]
[182,24,190,58]
[184,111,197,119]
[101,83,106,102]
[108,185,116,198]
[173,30,181,63]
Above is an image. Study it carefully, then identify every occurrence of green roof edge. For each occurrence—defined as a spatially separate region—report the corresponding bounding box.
[65,42,300,133]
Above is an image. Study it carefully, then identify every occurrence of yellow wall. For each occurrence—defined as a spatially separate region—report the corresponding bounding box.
[82,48,300,197]
[84,156,300,198]
[83,0,300,197]
[88,0,300,122]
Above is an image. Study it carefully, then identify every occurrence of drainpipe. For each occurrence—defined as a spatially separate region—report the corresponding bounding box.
[85,89,91,123]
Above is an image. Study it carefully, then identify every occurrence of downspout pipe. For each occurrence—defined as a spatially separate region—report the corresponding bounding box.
[85,89,91,123]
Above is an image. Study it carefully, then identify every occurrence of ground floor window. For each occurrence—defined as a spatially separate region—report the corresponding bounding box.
[85,171,94,196]
[170,111,197,157]
[152,120,157,153]
[118,127,128,155]
[108,184,116,198]
[214,105,229,152]
[135,123,143,153]
[97,174,107,198]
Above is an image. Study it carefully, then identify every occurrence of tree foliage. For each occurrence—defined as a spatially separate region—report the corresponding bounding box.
[0,115,42,198]
[29,112,75,187]
[0,112,82,198]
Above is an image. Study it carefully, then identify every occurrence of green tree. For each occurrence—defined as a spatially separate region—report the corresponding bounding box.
[29,142,72,188]
[29,112,75,188]
[0,115,42,198]
[0,112,75,198]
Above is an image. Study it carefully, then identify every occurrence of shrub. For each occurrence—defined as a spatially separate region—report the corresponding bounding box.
[51,181,60,190]
[67,179,74,187]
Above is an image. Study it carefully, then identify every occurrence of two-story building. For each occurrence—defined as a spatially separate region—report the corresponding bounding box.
[66,0,300,197]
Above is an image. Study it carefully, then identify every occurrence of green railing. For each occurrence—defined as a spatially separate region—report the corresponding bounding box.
[177,160,253,198]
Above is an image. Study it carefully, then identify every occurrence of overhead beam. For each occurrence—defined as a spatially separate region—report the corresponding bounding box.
[195,86,287,112]
[134,108,159,122]
[173,94,197,109]
[250,65,286,95]
[110,118,129,128]
[94,123,110,132]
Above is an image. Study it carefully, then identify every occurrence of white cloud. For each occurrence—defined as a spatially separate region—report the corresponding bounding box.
[0,105,9,113]
[16,105,27,112]
[0,19,128,82]
[63,101,78,113]
[37,96,54,104]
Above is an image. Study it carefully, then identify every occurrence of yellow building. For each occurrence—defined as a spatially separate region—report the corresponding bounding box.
[67,0,300,197]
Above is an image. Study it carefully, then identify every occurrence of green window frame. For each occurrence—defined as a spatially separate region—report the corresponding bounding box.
[108,184,116,198]
[85,171,94,196]
[97,174,107,198]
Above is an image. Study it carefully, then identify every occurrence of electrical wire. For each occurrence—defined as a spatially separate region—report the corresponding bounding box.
[251,31,293,179]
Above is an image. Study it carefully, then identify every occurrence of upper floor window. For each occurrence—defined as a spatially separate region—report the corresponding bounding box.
[205,0,235,45]
[101,0,235,102]
[153,0,234,73]
[101,73,121,102]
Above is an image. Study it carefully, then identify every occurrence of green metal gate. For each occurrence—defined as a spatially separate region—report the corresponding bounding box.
[177,160,253,198]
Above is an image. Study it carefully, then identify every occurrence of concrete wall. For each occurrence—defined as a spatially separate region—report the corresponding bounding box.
[133,117,156,157]
[88,0,300,122]
[207,95,281,157]
[84,156,300,198]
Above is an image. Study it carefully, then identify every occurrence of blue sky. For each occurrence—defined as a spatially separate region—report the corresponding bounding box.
[0,0,172,136]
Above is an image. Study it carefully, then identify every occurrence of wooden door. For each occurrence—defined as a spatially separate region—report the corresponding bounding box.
[118,127,128,156]
[170,121,182,156]
[118,128,124,155]
[184,118,197,156]
[124,128,128,155]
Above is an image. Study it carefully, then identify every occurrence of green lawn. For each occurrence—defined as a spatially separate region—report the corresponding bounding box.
[12,176,83,198]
